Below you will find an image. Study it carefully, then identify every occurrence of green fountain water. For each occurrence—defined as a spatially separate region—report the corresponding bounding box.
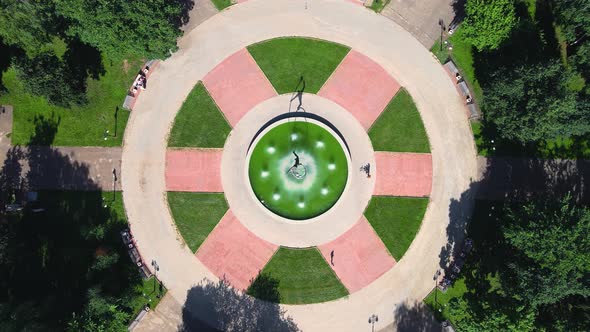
[248,120,348,220]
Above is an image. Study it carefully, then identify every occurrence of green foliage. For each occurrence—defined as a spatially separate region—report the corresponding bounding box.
[54,0,187,60]
[369,89,430,153]
[168,82,231,148]
[482,60,590,143]
[247,272,281,303]
[211,0,233,11]
[503,195,590,307]
[461,0,518,51]
[553,0,590,42]
[14,51,87,107]
[448,297,536,332]
[0,0,53,56]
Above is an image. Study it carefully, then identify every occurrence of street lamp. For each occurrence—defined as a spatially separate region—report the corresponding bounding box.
[151,260,160,294]
[368,314,378,332]
[434,269,442,312]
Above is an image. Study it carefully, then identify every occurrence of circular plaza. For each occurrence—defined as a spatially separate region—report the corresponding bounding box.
[121,0,478,331]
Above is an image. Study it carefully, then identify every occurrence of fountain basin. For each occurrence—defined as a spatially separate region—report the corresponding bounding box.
[248,119,349,220]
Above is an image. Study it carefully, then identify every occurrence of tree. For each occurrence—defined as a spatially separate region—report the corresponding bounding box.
[0,0,55,56]
[482,60,590,142]
[54,0,188,59]
[460,0,517,51]
[553,0,590,43]
[502,195,590,307]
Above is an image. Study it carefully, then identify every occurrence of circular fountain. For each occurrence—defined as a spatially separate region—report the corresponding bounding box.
[248,119,349,220]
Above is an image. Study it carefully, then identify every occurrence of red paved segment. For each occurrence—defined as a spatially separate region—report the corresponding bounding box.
[196,210,278,290]
[374,152,432,197]
[318,216,395,293]
[165,149,223,192]
[203,49,277,127]
[318,50,400,130]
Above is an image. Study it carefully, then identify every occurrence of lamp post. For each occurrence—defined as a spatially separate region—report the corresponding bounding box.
[368,314,378,332]
[151,260,160,294]
[434,269,442,312]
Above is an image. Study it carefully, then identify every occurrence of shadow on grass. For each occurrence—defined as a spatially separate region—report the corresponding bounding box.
[247,271,281,303]
[393,301,441,332]
[0,117,143,330]
[178,279,299,332]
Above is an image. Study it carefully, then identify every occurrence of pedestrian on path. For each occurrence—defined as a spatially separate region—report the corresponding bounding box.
[330,250,335,265]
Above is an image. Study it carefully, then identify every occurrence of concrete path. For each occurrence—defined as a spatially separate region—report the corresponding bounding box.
[374,152,432,197]
[165,149,223,192]
[203,49,277,127]
[319,50,401,130]
[318,216,396,293]
[121,1,477,331]
[180,0,218,37]
[381,0,456,49]
[196,210,278,290]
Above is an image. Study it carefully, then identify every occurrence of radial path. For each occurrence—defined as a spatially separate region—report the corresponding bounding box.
[165,149,223,192]
[374,152,433,197]
[121,0,478,331]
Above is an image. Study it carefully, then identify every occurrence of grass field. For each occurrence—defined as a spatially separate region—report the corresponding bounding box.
[0,58,140,146]
[424,277,468,322]
[369,0,391,13]
[211,0,232,10]
[369,89,430,153]
[129,277,167,314]
[167,192,228,252]
[364,196,428,260]
[248,37,350,94]
[253,247,348,304]
[168,82,231,148]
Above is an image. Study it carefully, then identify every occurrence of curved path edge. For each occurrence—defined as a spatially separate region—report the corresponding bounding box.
[121,0,477,331]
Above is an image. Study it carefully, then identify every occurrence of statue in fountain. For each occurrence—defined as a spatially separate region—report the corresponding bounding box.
[288,150,306,179]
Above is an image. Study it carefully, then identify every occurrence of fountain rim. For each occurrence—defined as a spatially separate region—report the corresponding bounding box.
[244,115,352,223]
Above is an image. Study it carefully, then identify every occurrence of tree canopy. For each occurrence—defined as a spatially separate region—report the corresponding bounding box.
[460,0,518,51]
[482,60,590,142]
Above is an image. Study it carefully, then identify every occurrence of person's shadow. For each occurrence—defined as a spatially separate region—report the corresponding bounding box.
[290,76,306,112]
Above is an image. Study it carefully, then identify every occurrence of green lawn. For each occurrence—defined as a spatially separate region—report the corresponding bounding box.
[167,192,228,252]
[369,0,391,13]
[364,196,428,260]
[129,277,167,314]
[247,37,350,94]
[0,57,140,146]
[211,0,232,11]
[424,277,467,322]
[168,82,231,148]
[369,89,430,153]
[430,39,450,63]
[251,247,348,304]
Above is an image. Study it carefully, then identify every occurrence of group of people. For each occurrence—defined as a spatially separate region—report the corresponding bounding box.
[131,66,150,95]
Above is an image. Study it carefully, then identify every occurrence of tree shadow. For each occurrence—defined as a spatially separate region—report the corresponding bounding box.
[0,117,143,330]
[393,301,441,332]
[28,113,61,146]
[247,271,281,303]
[63,40,106,81]
[178,279,300,332]
[0,40,24,94]
[172,0,195,28]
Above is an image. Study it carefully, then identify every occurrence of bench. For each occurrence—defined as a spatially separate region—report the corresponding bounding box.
[444,61,462,82]
[122,60,160,111]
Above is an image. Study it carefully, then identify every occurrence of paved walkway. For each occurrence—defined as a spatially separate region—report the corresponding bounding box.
[318,50,401,130]
[381,0,456,49]
[374,152,433,197]
[0,106,122,191]
[196,210,278,290]
[318,216,396,293]
[165,149,223,192]
[203,49,277,126]
[121,1,478,331]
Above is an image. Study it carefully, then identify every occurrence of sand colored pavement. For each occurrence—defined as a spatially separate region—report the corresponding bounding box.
[318,216,396,293]
[196,210,278,290]
[319,50,401,130]
[122,1,478,330]
[203,48,276,127]
[374,152,433,197]
[165,149,223,192]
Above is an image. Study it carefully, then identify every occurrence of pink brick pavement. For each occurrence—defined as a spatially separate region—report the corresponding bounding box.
[165,149,223,192]
[196,210,278,290]
[318,50,401,130]
[374,152,432,197]
[318,216,396,293]
[203,48,277,127]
